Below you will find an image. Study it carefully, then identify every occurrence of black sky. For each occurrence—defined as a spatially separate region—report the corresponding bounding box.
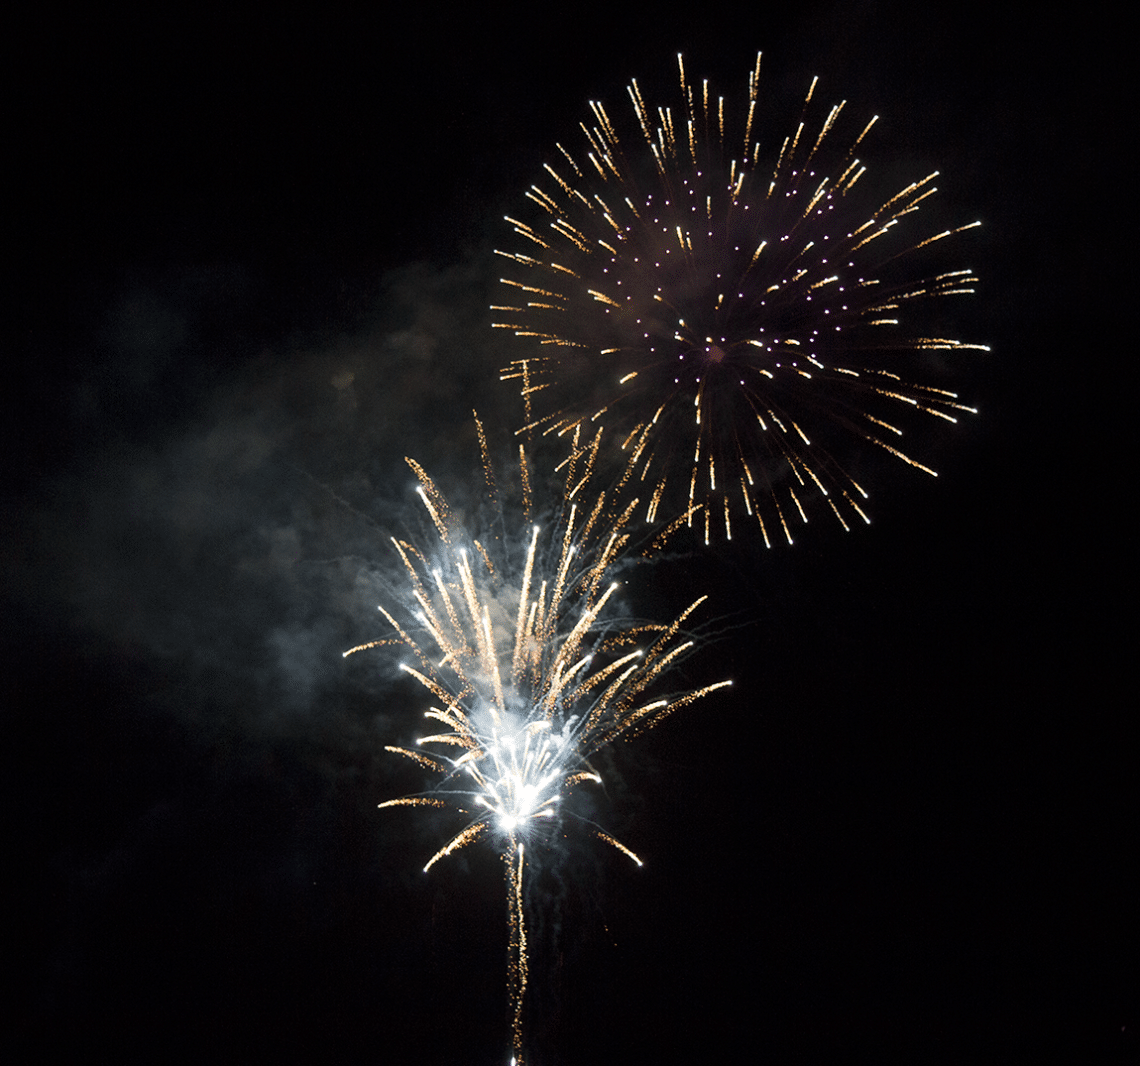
[5,4,1130,1065]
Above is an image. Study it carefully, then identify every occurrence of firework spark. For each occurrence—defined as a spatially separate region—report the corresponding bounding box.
[494,52,988,546]
[346,424,730,1063]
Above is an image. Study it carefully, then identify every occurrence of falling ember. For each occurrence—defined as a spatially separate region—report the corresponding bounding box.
[347,421,730,1061]
[494,52,988,544]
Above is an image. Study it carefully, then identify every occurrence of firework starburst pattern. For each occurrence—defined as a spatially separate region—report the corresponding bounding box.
[346,427,729,1062]
[344,49,987,1066]
[494,52,988,546]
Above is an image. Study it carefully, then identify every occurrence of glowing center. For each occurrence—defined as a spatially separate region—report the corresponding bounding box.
[472,721,565,836]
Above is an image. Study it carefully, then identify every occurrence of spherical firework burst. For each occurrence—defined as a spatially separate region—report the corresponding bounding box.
[493,53,989,546]
[345,421,729,1063]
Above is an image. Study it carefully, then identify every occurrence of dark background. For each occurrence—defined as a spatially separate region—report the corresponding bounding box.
[5,3,1128,1064]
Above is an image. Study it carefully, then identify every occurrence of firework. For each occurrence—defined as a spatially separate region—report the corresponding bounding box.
[346,423,730,1063]
[494,52,988,546]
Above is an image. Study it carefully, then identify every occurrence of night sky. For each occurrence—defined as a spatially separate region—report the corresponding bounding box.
[5,5,1129,1065]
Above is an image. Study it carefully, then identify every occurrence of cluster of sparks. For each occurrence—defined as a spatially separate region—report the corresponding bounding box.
[346,426,729,1063]
[493,52,989,546]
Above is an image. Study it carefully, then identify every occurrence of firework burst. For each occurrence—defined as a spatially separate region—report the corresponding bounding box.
[494,52,988,546]
[345,423,729,1063]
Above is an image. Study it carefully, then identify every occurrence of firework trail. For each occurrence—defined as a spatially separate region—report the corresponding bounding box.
[494,52,989,547]
[345,421,730,1063]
